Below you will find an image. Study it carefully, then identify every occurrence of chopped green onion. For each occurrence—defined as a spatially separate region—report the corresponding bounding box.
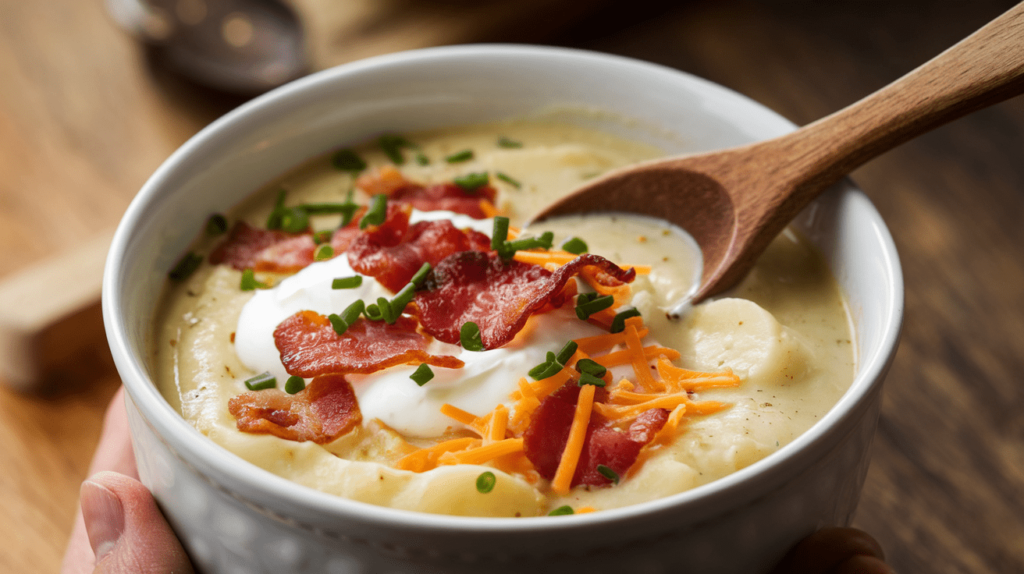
[313,230,332,245]
[561,237,588,255]
[379,134,414,165]
[332,149,367,172]
[328,313,349,335]
[460,322,485,352]
[376,297,394,323]
[476,471,496,493]
[284,376,306,394]
[340,300,365,326]
[415,152,430,166]
[491,216,510,253]
[505,231,554,254]
[332,276,363,289]
[389,283,416,319]
[610,308,642,334]
[206,214,228,235]
[555,341,578,365]
[575,358,607,378]
[360,194,388,229]
[575,294,615,320]
[266,190,287,229]
[548,505,574,516]
[275,206,309,234]
[578,372,607,387]
[596,464,620,484]
[169,252,203,281]
[528,352,562,380]
[410,262,431,288]
[244,372,276,390]
[453,172,489,191]
[364,303,384,321]
[314,244,334,261]
[496,172,521,189]
[240,268,267,291]
[445,149,474,163]
[300,202,361,217]
[410,364,434,387]
[497,136,523,148]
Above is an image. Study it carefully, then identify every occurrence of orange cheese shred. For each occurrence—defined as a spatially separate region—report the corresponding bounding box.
[656,358,741,392]
[479,200,502,219]
[624,321,662,392]
[551,383,596,495]
[440,438,524,465]
[395,437,479,472]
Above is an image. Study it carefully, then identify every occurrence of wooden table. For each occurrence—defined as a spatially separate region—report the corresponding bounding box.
[2,0,1022,572]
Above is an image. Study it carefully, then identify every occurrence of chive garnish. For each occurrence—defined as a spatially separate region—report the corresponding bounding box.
[281,207,310,234]
[460,322,485,352]
[364,303,384,321]
[504,231,554,255]
[244,372,276,391]
[410,262,431,288]
[389,283,416,320]
[576,358,607,378]
[445,149,474,163]
[300,202,361,217]
[497,136,522,148]
[340,300,365,326]
[548,505,574,516]
[168,252,203,281]
[610,308,642,334]
[312,230,332,245]
[332,149,367,172]
[491,216,510,253]
[332,276,363,289]
[496,172,521,189]
[379,134,415,165]
[266,190,287,229]
[314,244,334,261]
[561,237,588,255]
[410,364,434,387]
[476,471,497,493]
[328,313,349,335]
[528,351,563,380]
[206,214,228,235]
[596,464,620,484]
[415,152,430,166]
[453,172,489,191]
[575,294,615,320]
[376,297,394,323]
[360,194,388,229]
[578,372,606,387]
[555,341,578,365]
[284,376,306,394]
[240,268,267,291]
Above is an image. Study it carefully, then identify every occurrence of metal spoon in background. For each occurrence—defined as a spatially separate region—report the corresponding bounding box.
[532,2,1024,314]
[107,0,307,94]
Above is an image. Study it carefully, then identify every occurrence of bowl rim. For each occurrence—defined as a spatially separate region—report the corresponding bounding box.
[103,43,904,535]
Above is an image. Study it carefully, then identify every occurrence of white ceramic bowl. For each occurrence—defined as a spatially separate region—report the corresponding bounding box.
[103,45,903,574]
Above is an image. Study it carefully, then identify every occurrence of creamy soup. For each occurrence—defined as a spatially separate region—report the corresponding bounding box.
[151,121,854,517]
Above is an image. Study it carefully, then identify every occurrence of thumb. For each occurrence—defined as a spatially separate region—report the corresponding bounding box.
[80,471,194,574]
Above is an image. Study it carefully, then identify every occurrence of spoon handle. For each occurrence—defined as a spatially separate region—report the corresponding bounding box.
[742,2,1024,222]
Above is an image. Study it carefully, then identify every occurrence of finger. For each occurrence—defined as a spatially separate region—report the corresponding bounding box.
[771,527,886,574]
[833,554,897,574]
[81,471,194,574]
[88,386,138,479]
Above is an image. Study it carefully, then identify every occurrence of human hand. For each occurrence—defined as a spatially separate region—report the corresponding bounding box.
[61,386,194,574]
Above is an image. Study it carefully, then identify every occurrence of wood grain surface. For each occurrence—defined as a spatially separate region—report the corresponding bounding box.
[1,1,1022,572]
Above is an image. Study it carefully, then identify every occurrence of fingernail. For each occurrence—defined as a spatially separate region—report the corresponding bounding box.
[80,480,125,562]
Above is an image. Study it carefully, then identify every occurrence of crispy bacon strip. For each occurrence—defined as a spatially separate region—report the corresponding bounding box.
[415,252,636,350]
[347,204,491,292]
[209,218,370,273]
[357,166,497,219]
[228,373,362,444]
[274,310,463,378]
[522,380,668,487]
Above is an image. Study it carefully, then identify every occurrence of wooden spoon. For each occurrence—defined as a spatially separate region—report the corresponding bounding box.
[532,3,1024,307]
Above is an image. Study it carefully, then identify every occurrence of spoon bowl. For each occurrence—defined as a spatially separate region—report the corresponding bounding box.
[534,2,1024,303]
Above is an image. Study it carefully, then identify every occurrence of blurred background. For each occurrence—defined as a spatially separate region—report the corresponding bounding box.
[1,0,1022,572]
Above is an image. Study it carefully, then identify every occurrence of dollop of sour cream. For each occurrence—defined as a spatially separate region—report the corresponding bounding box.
[234,210,608,437]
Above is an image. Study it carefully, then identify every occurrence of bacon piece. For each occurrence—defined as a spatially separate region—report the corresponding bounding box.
[228,373,362,444]
[415,252,636,350]
[522,381,668,488]
[209,222,313,272]
[357,167,497,219]
[347,204,491,292]
[274,310,463,378]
